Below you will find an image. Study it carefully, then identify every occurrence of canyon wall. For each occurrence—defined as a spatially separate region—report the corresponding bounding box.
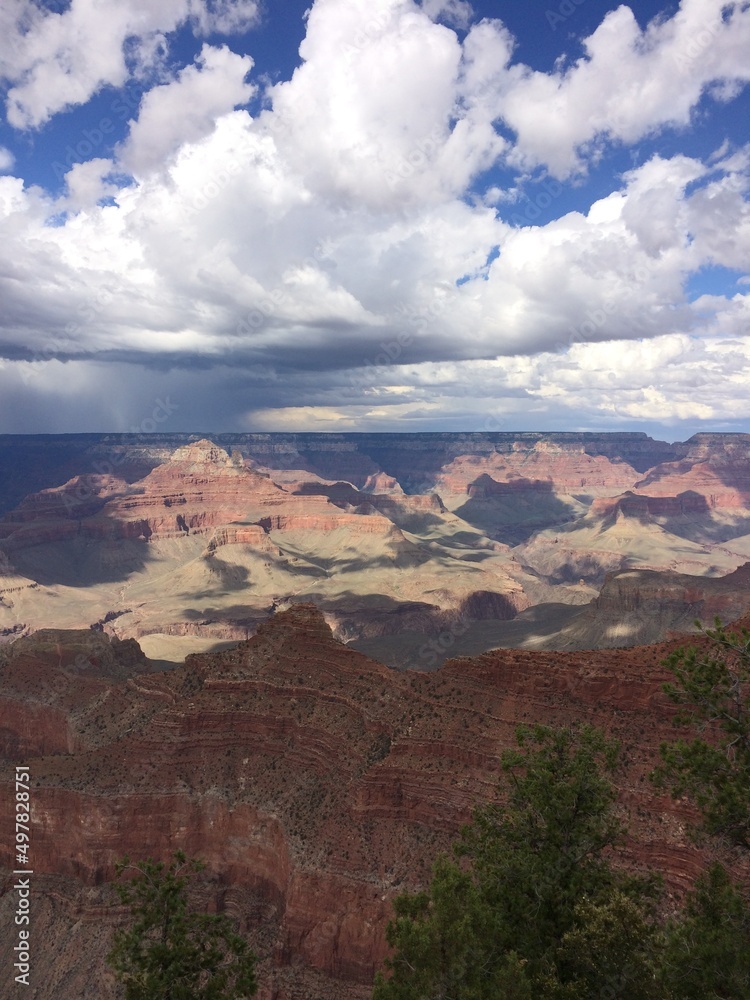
[0,431,706,516]
[2,431,750,664]
[2,605,748,998]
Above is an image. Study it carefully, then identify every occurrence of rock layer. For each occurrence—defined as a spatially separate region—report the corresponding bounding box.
[2,432,750,659]
[0,440,530,648]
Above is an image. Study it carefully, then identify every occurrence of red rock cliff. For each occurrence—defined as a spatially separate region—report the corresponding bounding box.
[2,604,746,998]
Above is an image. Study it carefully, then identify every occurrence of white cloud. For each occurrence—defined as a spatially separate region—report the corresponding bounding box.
[262,0,513,211]
[498,0,750,177]
[118,44,255,175]
[0,0,749,434]
[421,0,474,30]
[0,0,259,130]
[0,106,748,376]
[522,334,750,425]
[0,147,14,172]
[192,0,260,35]
[0,174,34,220]
[63,158,118,210]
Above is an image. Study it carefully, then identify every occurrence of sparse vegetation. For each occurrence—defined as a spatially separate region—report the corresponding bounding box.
[655,618,750,997]
[655,618,750,847]
[108,851,257,1000]
[375,706,750,1000]
[374,724,665,999]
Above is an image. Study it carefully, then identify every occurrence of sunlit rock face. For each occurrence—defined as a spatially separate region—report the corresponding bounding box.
[0,430,690,517]
[1,431,749,665]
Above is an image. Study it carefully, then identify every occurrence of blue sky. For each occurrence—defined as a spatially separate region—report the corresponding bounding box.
[0,0,748,436]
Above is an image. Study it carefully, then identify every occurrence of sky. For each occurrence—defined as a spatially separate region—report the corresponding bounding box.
[0,0,749,438]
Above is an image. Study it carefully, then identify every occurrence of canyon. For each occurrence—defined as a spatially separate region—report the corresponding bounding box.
[1,603,749,998]
[1,431,750,664]
[2,432,750,996]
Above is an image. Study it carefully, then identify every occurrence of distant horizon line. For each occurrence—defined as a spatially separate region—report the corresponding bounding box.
[2,429,750,441]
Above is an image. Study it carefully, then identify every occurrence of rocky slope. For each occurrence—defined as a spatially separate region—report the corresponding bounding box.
[635,433,750,509]
[0,629,156,758]
[1,603,749,999]
[435,440,643,499]
[528,561,750,651]
[0,430,694,517]
[351,561,750,666]
[0,440,530,654]
[2,432,750,662]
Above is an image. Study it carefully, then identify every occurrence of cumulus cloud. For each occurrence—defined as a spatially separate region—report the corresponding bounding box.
[0,0,260,129]
[0,0,749,433]
[62,158,119,210]
[264,0,470,209]
[192,0,261,36]
[118,45,255,175]
[421,0,474,30]
[499,0,750,177]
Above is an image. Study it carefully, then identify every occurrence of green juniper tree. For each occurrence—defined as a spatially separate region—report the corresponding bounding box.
[373,724,664,999]
[655,618,750,847]
[107,851,257,1000]
[374,623,750,999]
[654,618,750,999]
[661,861,750,999]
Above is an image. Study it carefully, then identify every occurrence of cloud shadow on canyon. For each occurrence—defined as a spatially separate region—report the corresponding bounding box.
[454,477,581,546]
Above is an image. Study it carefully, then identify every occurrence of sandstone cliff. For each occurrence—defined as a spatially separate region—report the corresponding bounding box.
[0,440,530,654]
[3,432,750,665]
[528,562,750,650]
[0,430,689,517]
